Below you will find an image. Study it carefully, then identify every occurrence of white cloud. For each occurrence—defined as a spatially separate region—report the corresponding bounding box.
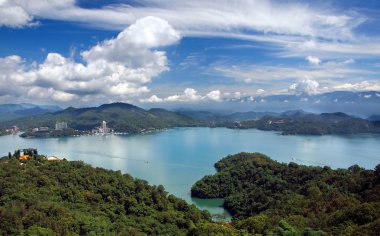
[256,89,265,95]
[141,95,163,103]
[343,59,355,64]
[289,78,319,95]
[206,90,222,101]
[181,88,203,101]
[306,56,321,66]
[334,81,380,91]
[141,88,226,103]
[141,88,203,103]
[0,16,179,105]
[1,0,379,59]
[0,0,34,27]
[214,63,370,87]
[5,0,357,40]
[233,92,241,99]
[82,16,180,67]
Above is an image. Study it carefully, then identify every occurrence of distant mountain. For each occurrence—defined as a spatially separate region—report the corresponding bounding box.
[171,91,379,118]
[0,103,61,122]
[176,110,221,121]
[235,112,380,135]
[0,102,203,134]
[177,109,310,122]
[368,115,380,121]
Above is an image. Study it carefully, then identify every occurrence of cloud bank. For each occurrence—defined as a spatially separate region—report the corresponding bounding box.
[1,0,378,58]
[0,16,179,105]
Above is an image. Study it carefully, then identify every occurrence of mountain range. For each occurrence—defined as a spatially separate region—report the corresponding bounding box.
[0,103,202,134]
[167,91,380,118]
[0,103,61,122]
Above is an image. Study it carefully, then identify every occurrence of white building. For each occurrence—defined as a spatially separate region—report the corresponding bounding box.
[101,121,107,132]
[55,122,68,130]
[93,120,113,134]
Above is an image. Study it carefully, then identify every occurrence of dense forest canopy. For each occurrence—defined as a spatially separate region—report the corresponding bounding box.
[0,155,241,235]
[192,152,380,235]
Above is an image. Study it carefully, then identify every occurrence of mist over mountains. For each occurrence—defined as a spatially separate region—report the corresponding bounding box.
[0,91,379,121]
[168,91,380,118]
[0,104,61,122]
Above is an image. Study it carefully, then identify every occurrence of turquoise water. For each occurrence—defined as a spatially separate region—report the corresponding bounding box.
[1,128,380,219]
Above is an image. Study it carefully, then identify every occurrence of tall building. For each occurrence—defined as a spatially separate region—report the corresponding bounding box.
[101,121,107,133]
[55,122,68,130]
[92,120,113,134]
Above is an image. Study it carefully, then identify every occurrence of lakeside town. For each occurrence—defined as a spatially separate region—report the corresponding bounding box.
[2,119,166,139]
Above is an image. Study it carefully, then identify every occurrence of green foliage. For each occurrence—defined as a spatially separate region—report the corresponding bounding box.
[191,152,380,234]
[189,222,242,236]
[0,129,9,136]
[0,158,227,235]
[20,128,84,138]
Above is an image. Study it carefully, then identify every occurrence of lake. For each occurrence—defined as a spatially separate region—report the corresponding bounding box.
[1,127,380,220]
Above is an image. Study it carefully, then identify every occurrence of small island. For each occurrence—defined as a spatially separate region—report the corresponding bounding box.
[191,152,380,235]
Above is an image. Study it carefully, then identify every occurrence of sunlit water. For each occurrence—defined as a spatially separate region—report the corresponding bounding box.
[1,128,380,220]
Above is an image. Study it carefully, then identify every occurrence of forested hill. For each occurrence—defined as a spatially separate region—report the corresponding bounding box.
[0,156,243,235]
[0,103,204,134]
[231,112,380,135]
[191,152,380,235]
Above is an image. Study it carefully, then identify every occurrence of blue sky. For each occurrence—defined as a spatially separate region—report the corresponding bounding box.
[0,0,379,108]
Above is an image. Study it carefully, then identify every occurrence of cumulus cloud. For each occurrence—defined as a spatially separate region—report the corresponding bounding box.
[334,81,380,91]
[140,88,224,103]
[140,88,201,103]
[0,16,180,105]
[206,90,222,101]
[306,56,321,66]
[0,0,34,27]
[81,16,179,68]
[256,89,265,95]
[289,78,320,95]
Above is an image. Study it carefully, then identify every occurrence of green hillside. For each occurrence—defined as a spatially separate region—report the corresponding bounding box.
[191,152,380,235]
[0,155,242,235]
[227,112,380,135]
[0,103,204,134]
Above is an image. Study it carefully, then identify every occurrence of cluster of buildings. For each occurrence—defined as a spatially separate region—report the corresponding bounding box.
[32,122,68,133]
[55,122,68,130]
[12,148,62,161]
[92,121,113,134]
[22,120,112,135]
[268,118,286,125]
[6,126,18,135]
[32,126,50,133]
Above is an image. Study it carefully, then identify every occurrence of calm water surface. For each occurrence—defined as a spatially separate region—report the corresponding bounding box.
[1,128,380,219]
